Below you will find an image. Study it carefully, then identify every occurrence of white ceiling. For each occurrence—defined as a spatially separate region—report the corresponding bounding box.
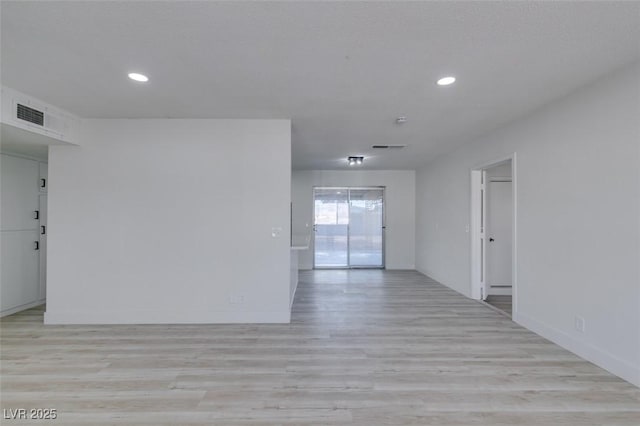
[2,1,639,170]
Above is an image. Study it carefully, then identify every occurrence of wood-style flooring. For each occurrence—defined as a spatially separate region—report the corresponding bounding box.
[1,270,639,425]
[485,295,513,316]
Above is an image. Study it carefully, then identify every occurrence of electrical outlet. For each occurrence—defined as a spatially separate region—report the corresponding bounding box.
[271,227,282,238]
[574,316,585,333]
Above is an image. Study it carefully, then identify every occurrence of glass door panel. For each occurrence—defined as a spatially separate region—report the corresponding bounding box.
[348,189,384,267]
[313,189,349,267]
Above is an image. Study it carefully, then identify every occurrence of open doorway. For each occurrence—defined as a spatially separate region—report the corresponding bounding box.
[470,156,516,317]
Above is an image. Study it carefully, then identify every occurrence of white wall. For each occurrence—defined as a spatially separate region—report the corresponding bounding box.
[415,62,640,386]
[486,162,512,178]
[45,119,292,324]
[0,153,45,315]
[292,170,415,270]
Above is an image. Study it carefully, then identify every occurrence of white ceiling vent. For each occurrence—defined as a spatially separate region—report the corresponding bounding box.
[372,144,407,149]
[14,101,66,135]
[2,86,76,142]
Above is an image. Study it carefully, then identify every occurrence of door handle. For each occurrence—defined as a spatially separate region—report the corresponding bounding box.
[34,241,39,250]
[34,210,39,220]
[41,225,46,235]
[40,178,46,188]
[489,238,495,242]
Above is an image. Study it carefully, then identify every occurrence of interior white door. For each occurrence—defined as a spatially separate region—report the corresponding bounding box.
[39,194,48,302]
[487,180,513,292]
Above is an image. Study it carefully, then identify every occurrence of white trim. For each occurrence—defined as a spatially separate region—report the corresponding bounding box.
[44,309,291,325]
[469,170,483,300]
[1,300,45,317]
[290,282,299,309]
[472,154,514,170]
[515,312,640,388]
[512,154,518,316]
[0,151,48,163]
[290,250,300,309]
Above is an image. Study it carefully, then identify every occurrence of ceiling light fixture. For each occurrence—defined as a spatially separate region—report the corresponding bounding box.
[436,76,456,86]
[396,116,407,124]
[348,156,364,166]
[128,72,149,82]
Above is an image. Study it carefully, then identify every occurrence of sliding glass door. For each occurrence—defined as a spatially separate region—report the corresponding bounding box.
[313,187,384,268]
[348,188,384,267]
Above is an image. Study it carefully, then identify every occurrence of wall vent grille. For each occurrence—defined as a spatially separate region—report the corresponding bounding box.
[16,104,44,126]
[372,144,407,149]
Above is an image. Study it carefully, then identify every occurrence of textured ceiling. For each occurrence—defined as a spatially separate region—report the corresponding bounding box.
[2,1,639,169]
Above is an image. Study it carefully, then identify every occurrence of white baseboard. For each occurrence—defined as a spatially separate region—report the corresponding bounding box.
[515,311,640,388]
[416,269,639,388]
[1,300,45,317]
[290,278,299,310]
[44,309,291,325]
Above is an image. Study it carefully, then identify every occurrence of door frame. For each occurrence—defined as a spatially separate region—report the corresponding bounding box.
[38,194,48,303]
[470,153,517,315]
[312,186,386,269]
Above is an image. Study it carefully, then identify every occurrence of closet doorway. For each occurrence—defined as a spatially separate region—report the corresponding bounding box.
[313,187,384,269]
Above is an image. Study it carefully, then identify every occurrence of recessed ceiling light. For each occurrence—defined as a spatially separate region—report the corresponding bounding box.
[436,76,456,86]
[128,72,149,82]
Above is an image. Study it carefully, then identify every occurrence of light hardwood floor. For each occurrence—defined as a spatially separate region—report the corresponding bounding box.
[1,270,639,425]
[485,295,513,316]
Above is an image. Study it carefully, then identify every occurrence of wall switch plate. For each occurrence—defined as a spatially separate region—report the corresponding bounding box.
[574,316,585,333]
[271,227,282,238]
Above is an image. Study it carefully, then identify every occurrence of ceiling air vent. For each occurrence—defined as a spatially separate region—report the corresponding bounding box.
[16,103,45,126]
[372,144,407,149]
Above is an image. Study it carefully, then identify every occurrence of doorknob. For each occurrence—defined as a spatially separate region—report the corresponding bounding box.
[489,238,495,242]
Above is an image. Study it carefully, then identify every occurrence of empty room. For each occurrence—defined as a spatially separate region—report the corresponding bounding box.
[1,1,639,425]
